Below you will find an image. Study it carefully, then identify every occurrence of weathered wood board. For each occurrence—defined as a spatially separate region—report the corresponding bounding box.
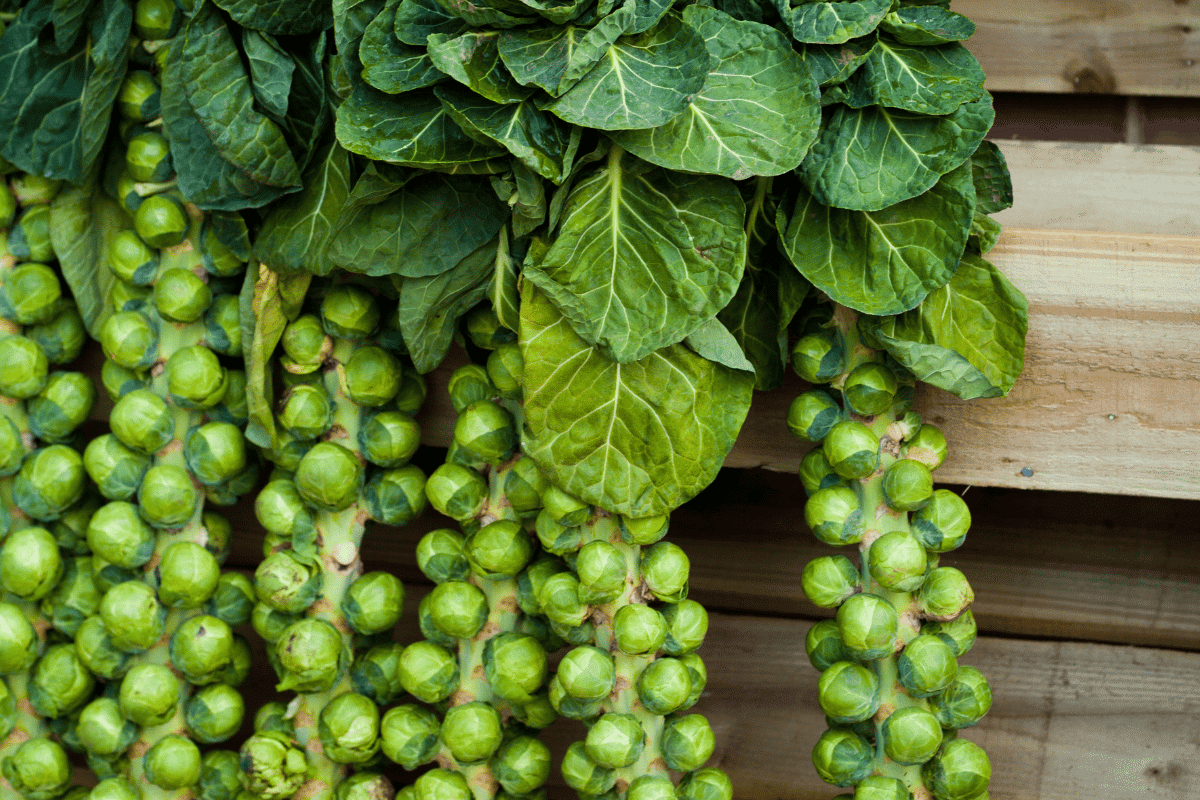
[957,0,1200,97]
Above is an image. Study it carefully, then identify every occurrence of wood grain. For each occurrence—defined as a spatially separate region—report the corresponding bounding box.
[957,0,1200,97]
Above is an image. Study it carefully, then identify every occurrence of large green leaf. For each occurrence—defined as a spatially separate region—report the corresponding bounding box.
[545,13,712,131]
[0,0,130,184]
[610,6,819,179]
[50,0,91,50]
[525,149,746,363]
[434,0,533,28]
[775,0,891,44]
[520,283,754,517]
[212,0,333,35]
[796,36,875,87]
[781,163,974,315]
[394,0,467,45]
[970,140,1013,215]
[427,30,534,104]
[495,24,594,97]
[880,6,975,46]
[397,238,497,372]
[242,30,294,119]
[180,5,302,189]
[361,0,443,93]
[512,0,591,25]
[867,253,1028,399]
[491,226,521,331]
[335,0,386,54]
[838,38,986,115]
[799,95,994,212]
[253,142,352,274]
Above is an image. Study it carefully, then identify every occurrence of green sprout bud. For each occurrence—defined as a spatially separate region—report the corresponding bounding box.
[906,424,949,470]
[351,643,407,706]
[126,131,174,182]
[365,465,428,526]
[85,435,151,501]
[14,444,84,520]
[252,603,299,644]
[0,602,38,674]
[204,293,242,356]
[575,540,625,604]
[516,556,560,616]
[548,673,604,720]
[802,555,861,608]
[49,498,99,558]
[918,567,975,621]
[26,371,94,441]
[612,604,668,655]
[219,632,252,687]
[534,509,583,555]
[254,479,314,539]
[255,551,322,614]
[294,442,363,511]
[558,646,615,701]
[0,335,48,399]
[397,640,458,703]
[804,485,865,546]
[454,400,517,464]
[424,463,487,521]
[627,775,676,800]
[25,301,86,365]
[823,420,881,480]
[9,206,55,262]
[10,174,63,204]
[74,615,132,680]
[197,750,241,800]
[494,458,544,516]
[318,692,380,764]
[641,541,689,602]
[446,364,495,413]
[154,269,212,326]
[812,727,873,787]
[90,777,142,800]
[490,735,550,795]
[119,663,180,726]
[843,362,898,416]
[167,346,228,409]
[380,704,441,769]
[135,0,181,38]
[100,311,158,370]
[92,553,140,595]
[416,528,470,584]
[1,738,71,800]
[279,385,333,441]
[929,665,992,729]
[335,773,394,800]
[138,464,200,529]
[360,410,421,468]
[0,526,62,600]
[585,713,644,769]
[205,571,256,627]
[854,775,912,800]
[344,345,401,407]
[882,706,944,765]
[110,389,174,454]
[788,390,842,442]
[662,599,709,655]
[240,732,308,800]
[158,542,220,609]
[637,656,692,715]
[29,642,95,717]
[678,768,733,800]
[170,614,234,686]
[0,416,25,477]
[280,314,331,373]
[134,193,189,250]
[343,571,405,635]
[464,305,514,349]
[254,703,290,735]
[274,618,348,693]
[511,689,557,730]
[542,485,589,526]
[818,661,880,723]
[441,701,503,763]
[321,285,380,340]
[427,580,488,639]
[393,364,427,416]
[561,741,615,796]
[538,571,588,628]
[203,511,233,565]
[792,331,845,383]
[898,634,959,698]
[487,342,523,395]
[837,593,898,661]
[923,609,977,657]
[413,769,472,800]
[922,738,991,800]
[117,70,160,120]
[912,490,971,552]
[869,531,928,592]
[100,580,166,653]
[483,633,547,704]
[86,501,155,569]
[0,263,61,325]
[662,713,716,772]
[78,698,138,756]
[882,459,934,512]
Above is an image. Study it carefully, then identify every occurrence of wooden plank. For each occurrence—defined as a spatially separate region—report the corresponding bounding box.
[956,0,1200,97]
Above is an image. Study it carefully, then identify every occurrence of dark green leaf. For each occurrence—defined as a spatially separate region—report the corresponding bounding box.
[968,212,1002,254]
[511,0,593,26]
[521,283,754,517]
[970,140,1013,215]
[394,0,467,46]
[50,0,91,50]
[253,142,352,274]
[495,24,592,97]
[209,212,253,262]
[427,30,534,104]
[684,318,755,374]
[796,37,875,87]
[211,0,333,36]
[880,6,975,45]
[511,159,550,235]
[775,0,890,44]
[361,0,443,93]
[866,253,1027,399]
[242,29,295,119]
[838,38,986,115]
[279,33,330,175]
[437,0,534,27]
[398,238,497,372]
[335,0,386,55]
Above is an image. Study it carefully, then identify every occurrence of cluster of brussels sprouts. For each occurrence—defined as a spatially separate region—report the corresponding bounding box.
[787,312,993,800]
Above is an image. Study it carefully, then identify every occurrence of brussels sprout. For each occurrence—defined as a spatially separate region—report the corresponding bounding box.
[205,571,256,627]
[482,632,547,704]
[211,369,249,429]
[541,485,590,527]
[537,571,588,628]
[281,314,331,372]
[641,541,689,602]
[343,571,405,635]
[202,511,233,565]
[294,442,362,511]
[14,444,85,521]
[792,331,845,383]
[823,420,881,480]
[0,738,71,800]
[467,520,534,581]
[254,479,314,540]
[153,269,212,326]
[853,775,911,800]
[169,614,234,686]
[134,193,189,249]
[584,713,644,769]
[416,528,470,584]
[73,614,132,680]
[462,304,513,349]
[486,340,523,393]
[28,642,95,717]
[678,768,734,800]
[0,262,61,326]
[198,222,246,278]
[167,346,228,409]
[85,501,155,569]
[929,665,992,729]
[117,70,161,120]
[239,732,308,800]
[802,555,861,608]
[882,459,934,512]
[111,275,156,313]
[0,182,13,227]
[9,206,55,262]
[78,697,138,756]
[0,526,62,600]
[560,741,615,796]
[440,701,503,763]
[788,390,842,442]
[249,704,287,737]
[533,509,583,555]
[100,581,166,653]
[446,364,495,413]
[25,301,87,365]
[626,775,676,800]
[396,640,458,703]
[413,769,472,800]
[803,485,864,546]
[869,531,928,592]
[424,463,487,521]
[343,345,402,407]
[922,738,991,800]
[335,773,395,800]
[217,633,252,688]
[85,435,151,501]
[612,604,668,656]
[318,692,380,764]
[255,551,322,614]
[662,713,716,772]
[350,642,406,706]
[364,465,428,526]
[0,416,25,477]
[359,410,421,468]
[392,364,427,416]
[0,602,38,674]
[158,542,221,609]
[126,131,174,183]
[427,580,488,639]
[879,706,945,768]
[110,389,174,453]
[898,634,959,698]
[912,490,971,552]
[251,603,300,644]
[197,750,241,800]
[118,663,179,727]
[10,173,62,204]
[279,384,333,441]
[380,704,441,769]
[135,0,181,38]
[454,400,517,464]
[321,285,380,340]
[837,593,898,661]
[274,618,348,693]
[573,540,624,604]
[204,294,242,357]
[843,363,898,416]
[818,661,880,724]
[906,424,949,470]
[0,335,49,399]
[490,735,550,795]
[918,567,975,621]
[511,690,557,730]
[138,464,200,529]
[811,727,873,787]
[557,646,616,703]
[89,777,142,800]
[637,656,692,715]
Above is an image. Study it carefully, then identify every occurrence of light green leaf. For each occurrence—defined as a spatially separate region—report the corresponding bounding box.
[799,95,994,212]
[521,283,754,517]
[361,0,443,94]
[434,0,533,27]
[610,6,819,179]
[775,0,891,44]
[491,226,521,331]
[782,163,974,315]
[684,317,755,374]
[243,265,313,449]
[839,38,985,114]
[545,13,712,131]
[797,36,876,87]
[242,29,295,119]
[969,212,1002,254]
[511,160,549,236]
[867,252,1028,399]
[511,0,591,26]
[253,142,352,274]
[427,30,534,104]
[394,0,467,46]
[212,0,333,35]
[525,148,746,363]
[880,7,975,46]
[970,140,1013,215]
